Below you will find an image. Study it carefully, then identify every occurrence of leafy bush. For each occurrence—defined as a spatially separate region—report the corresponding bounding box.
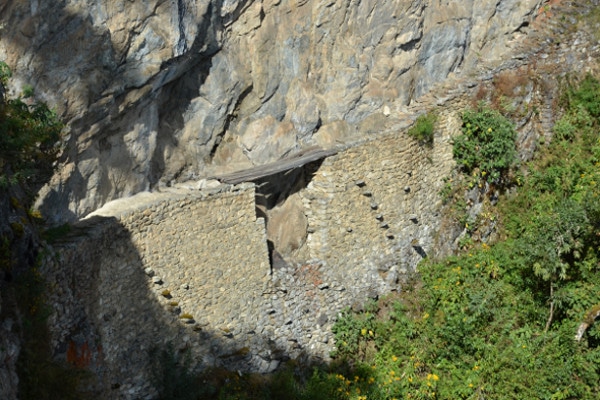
[453,106,517,184]
[552,114,578,141]
[0,61,62,188]
[323,236,599,398]
[562,74,600,118]
[0,61,11,83]
[331,300,378,360]
[407,112,437,146]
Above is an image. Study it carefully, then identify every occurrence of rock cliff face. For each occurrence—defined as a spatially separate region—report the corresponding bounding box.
[0,0,543,223]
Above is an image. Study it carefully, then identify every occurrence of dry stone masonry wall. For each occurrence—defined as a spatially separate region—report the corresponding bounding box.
[46,185,276,398]
[300,122,456,282]
[44,107,463,398]
[123,187,270,333]
[2,1,596,399]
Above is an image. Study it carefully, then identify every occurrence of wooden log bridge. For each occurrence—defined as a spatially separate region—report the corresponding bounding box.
[211,147,338,184]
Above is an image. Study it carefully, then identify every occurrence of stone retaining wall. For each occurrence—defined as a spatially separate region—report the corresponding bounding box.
[45,111,463,398]
[298,108,460,284]
[122,186,270,333]
[46,185,275,398]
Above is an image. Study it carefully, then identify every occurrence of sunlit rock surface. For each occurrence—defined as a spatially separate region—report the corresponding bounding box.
[0,0,543,223]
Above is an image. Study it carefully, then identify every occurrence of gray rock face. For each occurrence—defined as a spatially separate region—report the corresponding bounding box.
[0,0,543,223]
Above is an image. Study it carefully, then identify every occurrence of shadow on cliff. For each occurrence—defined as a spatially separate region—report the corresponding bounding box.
[49,213,332,399]
[1,0,254,224]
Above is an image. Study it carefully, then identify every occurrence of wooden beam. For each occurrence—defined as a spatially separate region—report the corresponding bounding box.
[211,147,338,184]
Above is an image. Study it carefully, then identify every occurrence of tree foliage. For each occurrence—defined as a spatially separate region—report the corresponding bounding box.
[0,61,62,188]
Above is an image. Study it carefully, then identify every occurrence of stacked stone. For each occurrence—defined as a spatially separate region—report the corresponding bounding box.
[28,2,600,398]
[40,89,476,399]
[45,184,274,397]
[299,128,454,286]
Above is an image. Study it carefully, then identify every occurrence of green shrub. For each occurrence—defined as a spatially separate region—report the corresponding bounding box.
[324,237,600,398]
[330,300,378,361]
[0,62,63,188]
[22,84,34,99]
[553,115,578,141]
[407,112,437,146]
[563,74,600,118]
[0,61,11,83]
[453,106,517,184]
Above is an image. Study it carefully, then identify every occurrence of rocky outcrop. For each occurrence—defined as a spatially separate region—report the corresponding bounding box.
[0,0,544,224]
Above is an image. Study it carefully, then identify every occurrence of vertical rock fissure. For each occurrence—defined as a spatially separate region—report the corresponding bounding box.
[176,0,188,55]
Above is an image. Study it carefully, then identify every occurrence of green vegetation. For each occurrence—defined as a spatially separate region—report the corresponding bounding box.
[319,74,600,399]
[0,63,81,398]
[562,73,600,119]
[452,105,517,184]
[407,112,437,147]
[41,223,72,243]
[0,61,62,189]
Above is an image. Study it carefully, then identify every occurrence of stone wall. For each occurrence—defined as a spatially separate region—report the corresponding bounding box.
[45,185,275,398]
[39,9,600,393]
[43,107,464,398]
[5,2,597,398]
[120,186,270,333]
[297,108,460,286]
